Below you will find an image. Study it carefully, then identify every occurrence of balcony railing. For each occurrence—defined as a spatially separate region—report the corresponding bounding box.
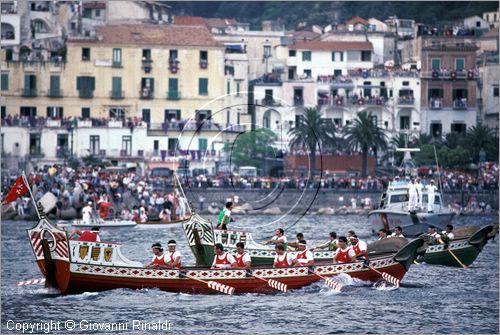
[397,96,415,105]
[140,89,154,99]
[453,99,468,110]
[166,91,181,100]
[112,61,122,68]
[422,69,476,80]
[294,98,304,106]
[258,98,280,106]
[20,88,37,97]
[200,60,208,69]
[48,89,63,98]
[169,59,180,73]
[79,90,94,99]
[110,90,125,99]
[429,98,443,110]
[142,59,153,73]
[149,122,246,133]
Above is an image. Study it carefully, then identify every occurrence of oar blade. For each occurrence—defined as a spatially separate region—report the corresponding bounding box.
[17,278,46,286]
[268,279,288,293]
[324,278,343,292]
[381,273,400,288]
[207,281,235,295]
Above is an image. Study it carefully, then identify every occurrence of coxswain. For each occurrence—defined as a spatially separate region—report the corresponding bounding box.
[349,234,368,260]
[164,240,182,269]
[441,224,455,240]
[216,202,233,230]
[377,229,388,240]
[78,226,101,242]
[391,226,405,238]
[273,244,293,268]
[81,201,93,224]
[145,242,168,268]
[291,240,315,266]
[263,228,287,246]
[311,231,338,251]
[211,243,236,269]
[287,232,304,251]
[333,236,356,264]
[233,242,251,269]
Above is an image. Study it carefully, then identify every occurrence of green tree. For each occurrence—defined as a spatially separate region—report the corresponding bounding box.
[343,111,388,177]
[288,107,337,177]
[464,125,498,163]
[223,128,277,168]
[439,146,471,169]
[444,132,466,149]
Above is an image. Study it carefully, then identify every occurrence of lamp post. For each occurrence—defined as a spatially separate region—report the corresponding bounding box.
[479,147,486,178]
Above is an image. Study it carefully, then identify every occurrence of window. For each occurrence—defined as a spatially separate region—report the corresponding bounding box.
[347,51,359,61]
[168,138,178,151]
[1,73,8,91]
[20,107,37,117]
[428,88,444,98]
[168,78,179,99]
[430,123,442,137]
[361,51,371,61]
[402,81,409,86]
[493,86,499,97]
[23,75,37,96]
[81,107,90,119]
[334,69,342,76]
[82,48,90,61]
[288,68,295,80]
[95,9,101,17]
[400,116,410,130]
[50,75,61,96]
[289,50,296,57]
[164,109,181,122]
[82,8,92,18]
[196,110,212,122]
[455,58,465,71]
[76,76,95,98]
[431,58,441,70]
[302,51,311,61]
[89,135,100,155]
[153,140,159,154]
[46,106,63,118]
[112,48,122,66]
[142,109,151,124]
[199,78,208,95]
[109,107,125,120]
[200,50,208,61]
[236,82,240,96]
[169,49,178,61]
[265,89,273,101]
[476,21,481,27]
[332,52,343,62]
[227,81,230,95]
[451,123,466,134]
[111,77,122,98]
[452,88,468,100]
[304,69,312,78]
[264,45,272,57]
[57,134,69,157]
[29,134,41,155]
[199,138,208,151]
[331,52,335,61]
[122,135,132,156]
[140,78,154,98]
[363,81,371,97]
[1,106,5,118]
[142,49,151,60]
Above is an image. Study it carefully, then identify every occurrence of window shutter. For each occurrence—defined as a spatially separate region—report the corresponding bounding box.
[90,77,95,90]
[150,78,154,92]
[50,76,60,93]
[112,77,121,94]
[24,74,30,89]
[1,74,8,90]
[169,78,178,93]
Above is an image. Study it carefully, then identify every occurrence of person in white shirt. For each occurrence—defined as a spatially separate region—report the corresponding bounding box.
[391,226,405,238]
[407,178,419,212]
[441,224,455,241]
[349,235,368,260]
[263,228,287,245]
[291,240,315,266]
[426,180,438,212]
[211,243,236,269]
[164,240,182,269]
[416,178,424,209]
[427,226,441,242]
[81,201,93,224]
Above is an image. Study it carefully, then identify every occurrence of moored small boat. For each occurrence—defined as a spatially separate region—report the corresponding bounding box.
[57,218,137,229]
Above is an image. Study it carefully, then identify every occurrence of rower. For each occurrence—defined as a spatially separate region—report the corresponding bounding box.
[233,242,251,269]
[78,226,101,242]
[164,240,182,269]
[333,236,356,264]
[216,202,233,230]
[377,229,388,240]
[211,243,236,269]
[349,234,368,261]
[391,226,405,238]
[311,231,338,251]
[263,228,287,246]
[273,244,293,268]
[287,233,304,251]
[346,230,356,245]
[441,224,455,241]
[145,242,168,269]
[291,240,315,266]
[427,226,441,244]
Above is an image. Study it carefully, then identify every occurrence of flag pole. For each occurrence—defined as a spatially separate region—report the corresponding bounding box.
[22,171,41,220]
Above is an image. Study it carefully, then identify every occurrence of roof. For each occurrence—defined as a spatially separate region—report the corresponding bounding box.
[70,24,221,47]
[344,16,369,26]
[205,18,238,29]
[83,1,106,9]
[174,16,206,26]
[292,30,321,40]
[290,41,373,51]
[483,29,499,38]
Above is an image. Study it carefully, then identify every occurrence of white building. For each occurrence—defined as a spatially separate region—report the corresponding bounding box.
[1,1,21,46]
[478,62,500,130]
[462,15,491,31]
[483,10,499,28]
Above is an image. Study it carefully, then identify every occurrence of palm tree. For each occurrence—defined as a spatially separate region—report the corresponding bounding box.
[465,125,498,162]
[288,107,337,177]
[343,111,388,178]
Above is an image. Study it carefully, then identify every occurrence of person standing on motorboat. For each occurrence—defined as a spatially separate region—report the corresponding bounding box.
[407,178,419,212]
[81,201,93,224]
[426,180,438,213]
[416,178,424,210]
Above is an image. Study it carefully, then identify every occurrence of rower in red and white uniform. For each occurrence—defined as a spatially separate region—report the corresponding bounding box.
[349,234,368,260]
[164,240,182,269]
[145,242,168,268]
[291,240,315,266]
[233,242,251,269]
[273,244,294,268]
[211,243,236,269]
[77,226,101,242]
[333,236,356,264]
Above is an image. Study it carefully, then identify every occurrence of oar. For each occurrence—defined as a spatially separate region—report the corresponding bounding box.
[308,269,343,292]
[366,265,400,288]
[439,239,467,269]
[17,278,46,286]
[248,271,287,293]
[180,273,235,295]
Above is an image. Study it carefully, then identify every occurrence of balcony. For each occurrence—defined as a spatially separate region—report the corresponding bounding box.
[200,60,208,69]
[169,59,179,73]
[140,88,154,99]
[48,89,63,98]
[397,96,415,105]
[79,90,94,99]
[353,97,387,106]
[112,61,122,68]
[293,97,304,106]
[453,99,468,110]
[22,88,37,97]
[110,90,125,99]
[422,69,476,80]
[429,98,443,110]
[166,91,181,100]
[142,59,153,73]
[258,98,280,106]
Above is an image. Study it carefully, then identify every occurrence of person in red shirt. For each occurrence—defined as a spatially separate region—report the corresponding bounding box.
[273,244,293,268]
[233,242,251,269]
[211,243,236,269]
[145,242,168,268]
[72,227,101,242]
[333,236,356,264]
[291,240,315,266]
